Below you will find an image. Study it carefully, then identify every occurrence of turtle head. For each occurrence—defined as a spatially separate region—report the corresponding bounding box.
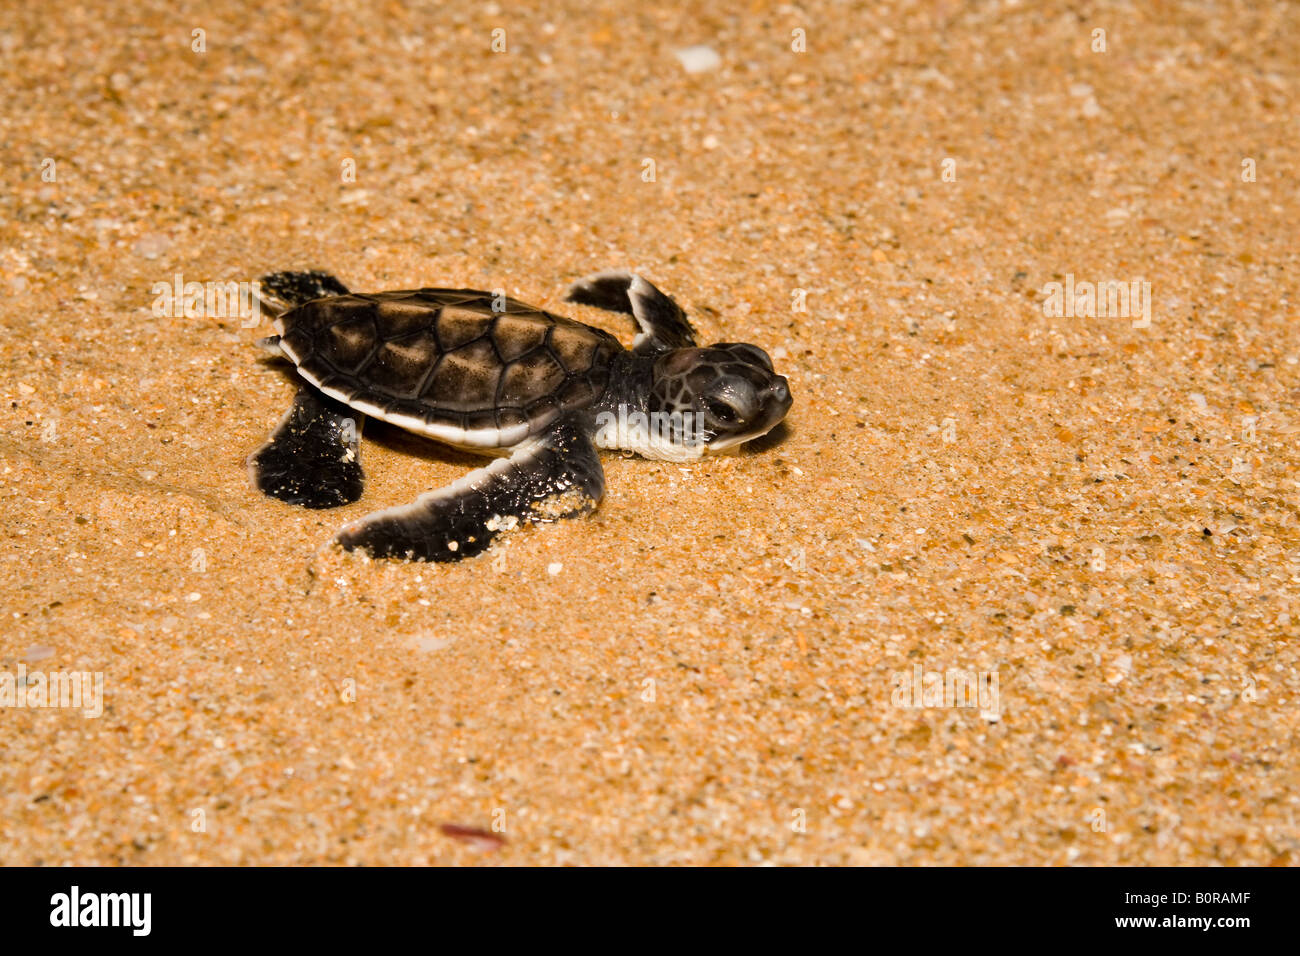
[650,343,792,453]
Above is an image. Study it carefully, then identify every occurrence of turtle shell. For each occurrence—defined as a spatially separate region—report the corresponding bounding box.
[275,289,624,448]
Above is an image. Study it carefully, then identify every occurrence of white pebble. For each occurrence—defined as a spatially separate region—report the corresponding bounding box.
[132,233,171,259]
[547,562,563,576]
[415,635,455,652]
[675,45,721,74]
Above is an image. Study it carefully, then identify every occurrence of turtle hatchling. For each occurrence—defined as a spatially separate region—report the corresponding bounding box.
[248,269,793,562]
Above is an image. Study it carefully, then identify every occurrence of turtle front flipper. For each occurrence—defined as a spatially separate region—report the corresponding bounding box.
[565,271,697,352]
[248,386,365,509]
[334,416,604,562]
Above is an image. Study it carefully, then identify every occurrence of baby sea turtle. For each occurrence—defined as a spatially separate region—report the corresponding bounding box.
[248,270,792,562]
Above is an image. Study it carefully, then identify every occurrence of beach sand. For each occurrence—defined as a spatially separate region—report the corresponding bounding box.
[1,0,1297,864]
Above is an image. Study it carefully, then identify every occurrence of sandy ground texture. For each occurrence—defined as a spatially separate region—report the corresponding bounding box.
[1,0,1298,865]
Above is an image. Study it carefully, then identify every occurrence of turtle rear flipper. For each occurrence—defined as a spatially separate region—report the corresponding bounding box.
[334,416,604,562]
[256,270,350,316]
[565,271,697,352]
[248,386,365,509]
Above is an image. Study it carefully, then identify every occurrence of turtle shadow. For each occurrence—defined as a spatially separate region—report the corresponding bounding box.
[362,418,486,469]
[740,420,793,456]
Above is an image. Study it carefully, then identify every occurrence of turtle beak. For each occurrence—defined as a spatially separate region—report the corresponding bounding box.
[753,375,792,432]
[770,376,792,415]
[754,375,792,437]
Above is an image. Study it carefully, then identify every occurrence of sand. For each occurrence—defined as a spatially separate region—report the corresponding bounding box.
[1,0,1297,865]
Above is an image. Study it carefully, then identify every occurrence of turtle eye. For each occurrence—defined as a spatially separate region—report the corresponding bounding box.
[703,397,739,425]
